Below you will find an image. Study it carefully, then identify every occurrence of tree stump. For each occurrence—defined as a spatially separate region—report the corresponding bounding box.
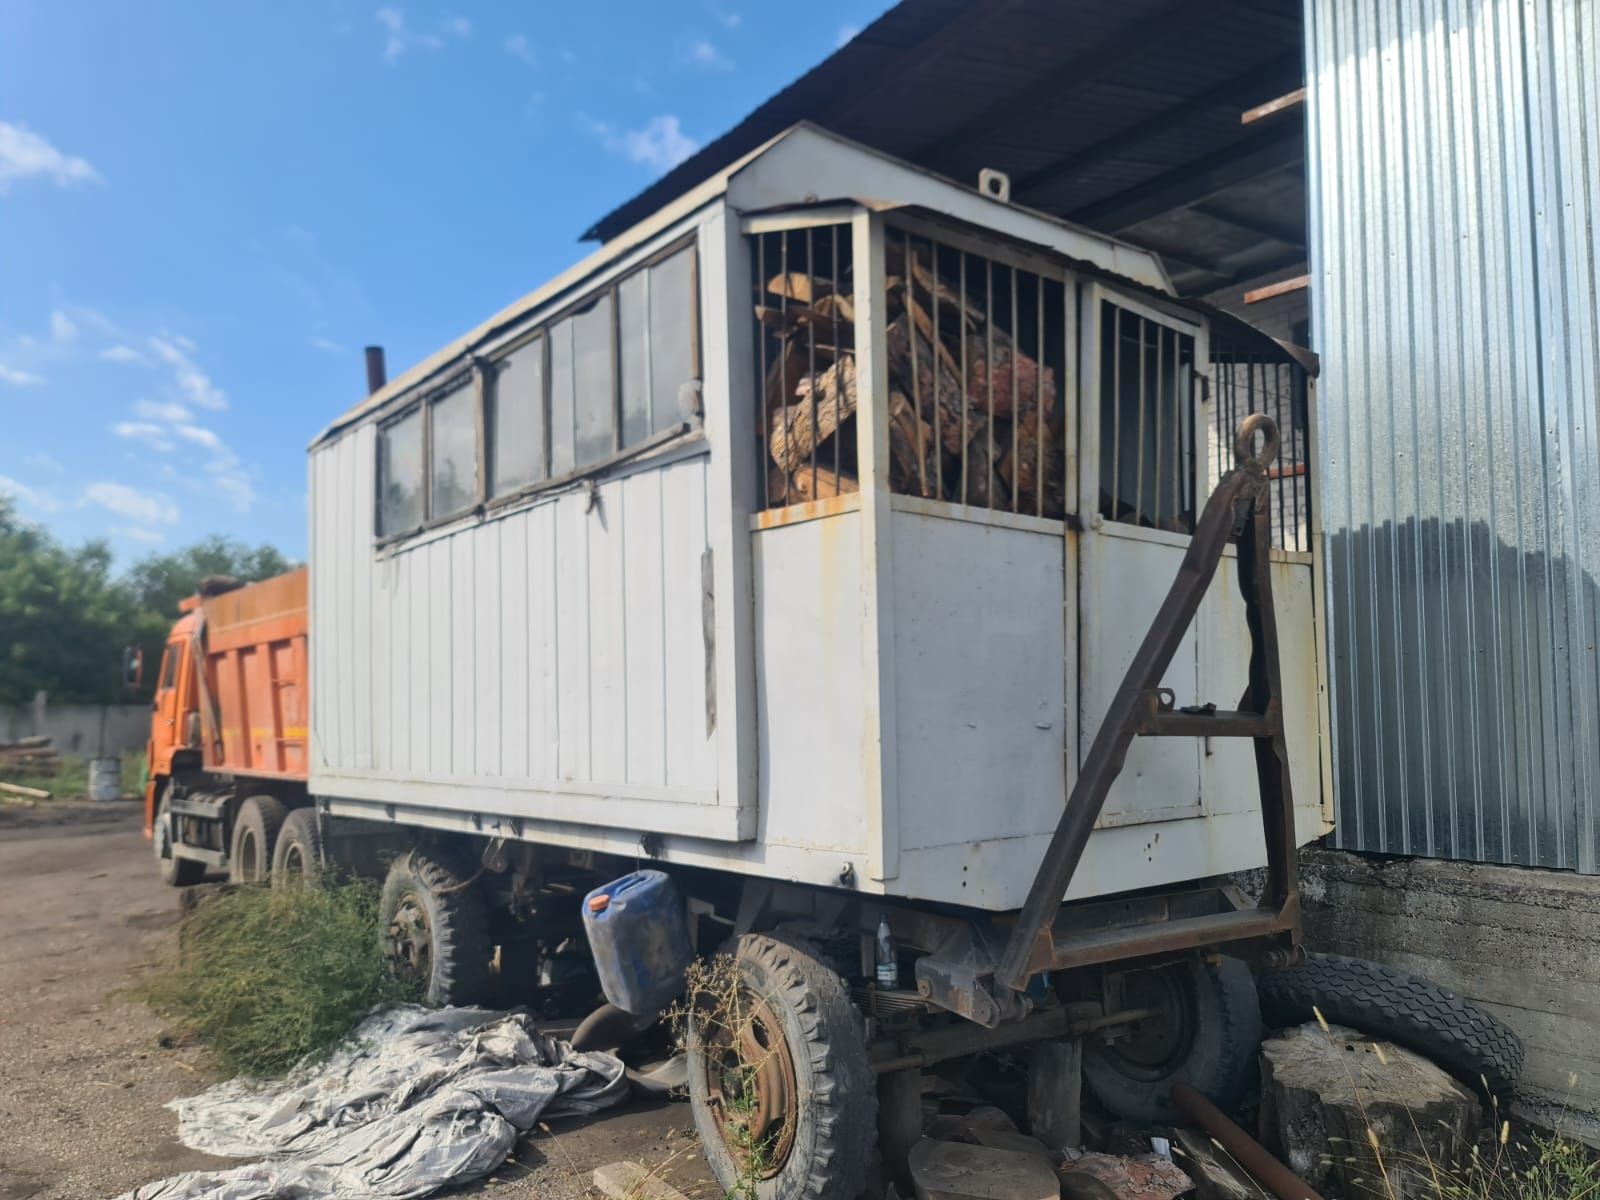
[1260,1024,1481,1200]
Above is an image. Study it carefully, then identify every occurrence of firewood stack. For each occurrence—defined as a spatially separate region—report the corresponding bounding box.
[759,241,1065,516]
[0,735,60,771]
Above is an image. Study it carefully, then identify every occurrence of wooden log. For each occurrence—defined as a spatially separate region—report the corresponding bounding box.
[885,312,979,463]
[887,389,937,498]
[769,356,858,474]
[0,780,50,800]
[766,272,835,305]
[964,329,1057,421]
[769,463,858,503]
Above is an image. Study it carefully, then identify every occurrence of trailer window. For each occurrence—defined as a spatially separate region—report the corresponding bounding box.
[429,381,477,519]
[1099,302,1197,534]
[158,646,177,689]
[549,318,576,477]
[572,293,616,468]
[648,246,697,430]
[490,336,545,496]
[377,408,424,535]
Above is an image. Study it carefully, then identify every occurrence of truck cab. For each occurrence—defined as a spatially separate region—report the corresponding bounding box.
[144,603,202,837]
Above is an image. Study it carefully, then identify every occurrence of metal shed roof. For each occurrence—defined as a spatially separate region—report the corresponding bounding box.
[586,0,1306,297]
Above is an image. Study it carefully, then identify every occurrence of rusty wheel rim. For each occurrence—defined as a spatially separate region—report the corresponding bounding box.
[699,990,799,1178]
[386,892,433,984]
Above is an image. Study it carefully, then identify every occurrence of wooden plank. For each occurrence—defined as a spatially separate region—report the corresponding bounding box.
[1243,273,1311,304]
[0,781,49,800]
[1241,86,1306,125]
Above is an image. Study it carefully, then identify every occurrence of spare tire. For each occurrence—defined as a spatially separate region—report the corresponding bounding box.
[1257,953,1522,1107]
[1083,956,1261,1123]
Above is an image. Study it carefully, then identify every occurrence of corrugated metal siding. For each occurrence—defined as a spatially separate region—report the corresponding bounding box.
[308,426,719,806]
[1307,0,1600,870]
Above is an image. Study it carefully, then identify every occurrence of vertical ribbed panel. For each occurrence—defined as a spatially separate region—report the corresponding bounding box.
[1307,0,1600,870]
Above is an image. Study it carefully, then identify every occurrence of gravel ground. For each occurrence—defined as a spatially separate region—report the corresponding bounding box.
[0,809,712,1200]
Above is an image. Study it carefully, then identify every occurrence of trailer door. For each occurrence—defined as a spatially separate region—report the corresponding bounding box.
[1078,288,1207,828]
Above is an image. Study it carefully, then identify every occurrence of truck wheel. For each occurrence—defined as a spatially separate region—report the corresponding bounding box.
[687,933,875,1200]
[1257,953,1523,1108]
[379,849,492,1006]
[154,786,204,887]
[1083,956,1261,1123]
[229,795,288,884]
[271,808,324,885]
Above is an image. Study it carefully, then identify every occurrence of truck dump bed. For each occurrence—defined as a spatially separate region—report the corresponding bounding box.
[200,568,309,781]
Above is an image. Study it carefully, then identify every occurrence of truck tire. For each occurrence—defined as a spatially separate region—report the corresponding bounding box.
[1083,956,1261,1123]
[379,849,492,1006]
[154,786,204,887]
[688,933,875,1200]
[271,808,324,885]
[1256,953,1523,1108]
[229,795,288,884]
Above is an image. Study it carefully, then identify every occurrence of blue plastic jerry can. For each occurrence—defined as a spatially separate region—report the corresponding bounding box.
[581,869,695,1017]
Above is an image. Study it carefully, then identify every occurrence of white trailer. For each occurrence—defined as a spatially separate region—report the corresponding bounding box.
[304,124,1332,1199]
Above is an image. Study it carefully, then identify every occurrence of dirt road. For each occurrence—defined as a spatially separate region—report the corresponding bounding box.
[0,810,710,1200]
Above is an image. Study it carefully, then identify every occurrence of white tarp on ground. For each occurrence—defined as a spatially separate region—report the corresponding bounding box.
[116,1006,629,1200]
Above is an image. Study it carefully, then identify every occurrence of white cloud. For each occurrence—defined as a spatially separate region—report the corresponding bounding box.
[24,452,61,473]
[712,7,741,28]
[0,474,57,512]
[114,526,166,544]
[176,423,225,454]
[504,33,536,65]
[310,336,345,353]
[584,114,700,172]
[133,398,190,422]
[148,335,226,410]
[0,121,101,193]
[100,344,144,364]
[205,470,257,514]
[376,7,440,61]
[375,8,464,61]
[112,420,176,452]
[836,24,861,46]
[0,362,44,386]
[84,481,178,525]
[681,37,731,70]
[50,310,77,343]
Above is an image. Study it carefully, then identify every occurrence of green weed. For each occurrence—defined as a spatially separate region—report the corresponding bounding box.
[134,875,420,1077]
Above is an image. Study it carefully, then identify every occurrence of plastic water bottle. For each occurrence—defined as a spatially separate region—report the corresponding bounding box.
[875,914,899,989]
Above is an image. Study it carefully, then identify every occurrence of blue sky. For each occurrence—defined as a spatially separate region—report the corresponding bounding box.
[0,1,885,563]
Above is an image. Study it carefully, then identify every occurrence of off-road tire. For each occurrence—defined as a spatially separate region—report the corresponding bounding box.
[270,808,324,884]
[1083,955,1262,1123]
[1257,953,1523,1107]
[229,794,288,884]
[154,785,204,887]
[378,849,493,1006]
[688,932,876,1200]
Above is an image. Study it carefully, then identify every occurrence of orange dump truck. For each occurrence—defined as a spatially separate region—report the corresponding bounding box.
[145,568,316,885]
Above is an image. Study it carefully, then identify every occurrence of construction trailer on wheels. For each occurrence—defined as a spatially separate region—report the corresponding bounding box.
[149,125,1334,1200]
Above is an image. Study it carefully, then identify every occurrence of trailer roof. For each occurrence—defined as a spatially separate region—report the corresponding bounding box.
[314,124,1184,446]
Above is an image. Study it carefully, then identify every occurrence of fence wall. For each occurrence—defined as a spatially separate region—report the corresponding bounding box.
[0,703,150,757]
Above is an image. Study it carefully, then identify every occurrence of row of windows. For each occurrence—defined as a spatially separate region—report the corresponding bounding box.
[376,242,700,538]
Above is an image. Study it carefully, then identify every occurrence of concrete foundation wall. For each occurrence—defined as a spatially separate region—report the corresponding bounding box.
[1299,848,1600,1144]
[0,704,150,757]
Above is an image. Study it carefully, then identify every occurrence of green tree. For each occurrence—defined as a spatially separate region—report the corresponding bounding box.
[124,535,293,620]
[0,500,292,705]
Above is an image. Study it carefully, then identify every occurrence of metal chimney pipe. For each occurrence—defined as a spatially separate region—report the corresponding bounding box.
[364,346,387,395]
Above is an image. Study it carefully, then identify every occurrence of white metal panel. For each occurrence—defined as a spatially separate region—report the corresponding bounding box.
[589,483,628,786]
[554,488,591,783]
[525,502,558,782]
[753,512,869,855]
[498,519,528,779]
[888,510,1066,854]
[426,539,451,773]
[474,531,501,777]
[661,457,714,789]
[622,470,667,787]
[449,535,476,776]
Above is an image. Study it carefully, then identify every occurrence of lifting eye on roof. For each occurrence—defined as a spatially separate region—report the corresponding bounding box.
[978,168,1011,204]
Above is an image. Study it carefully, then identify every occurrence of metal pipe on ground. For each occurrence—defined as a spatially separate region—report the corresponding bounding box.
[1172,1082,1324,1200]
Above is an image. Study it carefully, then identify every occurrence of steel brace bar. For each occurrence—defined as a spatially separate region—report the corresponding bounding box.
[995,413,1300,992]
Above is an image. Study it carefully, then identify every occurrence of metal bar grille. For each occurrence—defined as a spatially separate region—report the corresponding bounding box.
[1210,331,1313,553]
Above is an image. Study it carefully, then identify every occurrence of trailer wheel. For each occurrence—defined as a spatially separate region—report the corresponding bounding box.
[229,795,288,884]
[154,785,204,887]
[271,808,324,884]
[1256,953,1523,1108]
[379,849,492,1006]
[1082,956,1261,1123]
[687,933,875,1200]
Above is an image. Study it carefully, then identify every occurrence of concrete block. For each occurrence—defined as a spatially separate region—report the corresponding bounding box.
[592,1160,691,1200]
[908,1139,1058,1200]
